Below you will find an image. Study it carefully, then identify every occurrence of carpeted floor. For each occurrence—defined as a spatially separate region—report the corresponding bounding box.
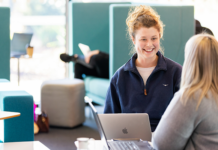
[34,106,104,150]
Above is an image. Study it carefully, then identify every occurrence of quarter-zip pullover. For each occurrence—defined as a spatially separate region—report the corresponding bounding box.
[104,51,182,131]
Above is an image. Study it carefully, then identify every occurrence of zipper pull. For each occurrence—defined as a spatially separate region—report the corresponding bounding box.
[144,89,147,95]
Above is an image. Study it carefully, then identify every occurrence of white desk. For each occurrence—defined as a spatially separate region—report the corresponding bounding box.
[75,140,153,150]
[0,111,20,120]
[0,141,49,150]
[0,82,23,91]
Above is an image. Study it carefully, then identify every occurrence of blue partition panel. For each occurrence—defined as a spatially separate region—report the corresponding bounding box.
[70,2,130,55]
[109,4,194,78]
[0,7,10,80]
[0,91,34,142]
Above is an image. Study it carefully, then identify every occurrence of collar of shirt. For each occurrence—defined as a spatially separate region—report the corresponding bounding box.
[123,51,167,73]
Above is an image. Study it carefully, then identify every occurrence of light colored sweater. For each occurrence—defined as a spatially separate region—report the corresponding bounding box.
[152,90,218,150]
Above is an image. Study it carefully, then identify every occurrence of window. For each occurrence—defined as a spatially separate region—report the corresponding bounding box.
[0,0,66,104]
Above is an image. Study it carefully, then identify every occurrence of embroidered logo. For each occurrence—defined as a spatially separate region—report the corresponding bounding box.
[163,84,168,86]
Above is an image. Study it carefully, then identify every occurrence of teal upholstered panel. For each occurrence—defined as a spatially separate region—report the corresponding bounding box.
[71,3,111,55]
[109,5,194,78]
[0,91,34,142]
[84,76,110,98]
[69,2,130,55]
[178,7,195,64]
[68,2,130,77]
[86,92,106,106]
[0,7,10,80]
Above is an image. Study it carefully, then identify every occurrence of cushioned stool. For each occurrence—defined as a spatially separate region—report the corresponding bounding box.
[41,79,85,127]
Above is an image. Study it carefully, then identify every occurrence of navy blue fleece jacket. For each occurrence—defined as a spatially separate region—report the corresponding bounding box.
[104,51,182,132]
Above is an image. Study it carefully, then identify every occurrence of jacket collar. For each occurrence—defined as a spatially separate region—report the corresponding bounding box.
[123,51,167,72]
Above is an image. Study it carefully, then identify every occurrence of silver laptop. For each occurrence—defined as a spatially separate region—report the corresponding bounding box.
[88,101,154,150]
[99,113,151,141]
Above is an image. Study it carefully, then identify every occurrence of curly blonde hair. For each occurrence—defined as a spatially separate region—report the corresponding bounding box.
[126,5,165,54]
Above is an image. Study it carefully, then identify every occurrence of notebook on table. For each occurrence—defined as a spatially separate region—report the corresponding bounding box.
[88,101,154,150]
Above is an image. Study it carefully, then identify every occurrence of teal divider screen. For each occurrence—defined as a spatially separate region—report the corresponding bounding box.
[0,7,10,80]
[68,2,130,77]
[70,2,130,55]
[0,91,34,142]
[109,4,194,78]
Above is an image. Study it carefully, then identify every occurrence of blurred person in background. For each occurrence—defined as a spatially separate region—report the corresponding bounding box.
[60,50,109,79]
[195,19,214,36]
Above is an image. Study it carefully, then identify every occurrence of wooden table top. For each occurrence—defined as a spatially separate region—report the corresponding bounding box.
[0,111,20,120]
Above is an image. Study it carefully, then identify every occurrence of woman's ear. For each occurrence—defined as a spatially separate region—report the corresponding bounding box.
[131,36,136,45]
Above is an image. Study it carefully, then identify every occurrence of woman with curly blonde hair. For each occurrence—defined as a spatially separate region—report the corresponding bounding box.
[104,5,182,132]
[153,33,218,149]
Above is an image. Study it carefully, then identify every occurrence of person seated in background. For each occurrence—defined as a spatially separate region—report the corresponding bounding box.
[104,5,182,132]
[152,33,218,149]
[60,50,109,79]
[59,19,211,81]
[195,19,214,36]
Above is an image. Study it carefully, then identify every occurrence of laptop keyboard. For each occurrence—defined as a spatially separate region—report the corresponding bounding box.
[108,141,140,150]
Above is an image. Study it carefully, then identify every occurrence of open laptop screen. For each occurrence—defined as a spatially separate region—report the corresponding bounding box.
[88,101,110,150]
[11,33,33,57]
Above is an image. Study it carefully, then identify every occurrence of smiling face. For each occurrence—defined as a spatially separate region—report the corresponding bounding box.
[132,26,160,65]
